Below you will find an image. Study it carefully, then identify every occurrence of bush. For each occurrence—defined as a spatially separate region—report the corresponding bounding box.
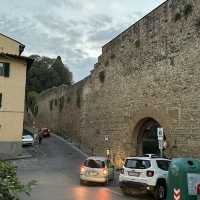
[0,161,36,200]
[183,4,193,18]
[99,71,105,83]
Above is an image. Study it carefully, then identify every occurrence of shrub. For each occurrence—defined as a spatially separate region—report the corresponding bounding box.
[195,18,200,30]
[76,91,81,108]
[135,39,140,48]
[174,12,181,22]
[110,53,116,59]
[49,100,54,111]
[183,4,193,18]
[33,105,38,116]
[59,96,64,112]
[0,161,36,200]
[99,71,105,83]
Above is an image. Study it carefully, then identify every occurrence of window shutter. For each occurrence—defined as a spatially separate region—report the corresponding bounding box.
[4,63,10,77]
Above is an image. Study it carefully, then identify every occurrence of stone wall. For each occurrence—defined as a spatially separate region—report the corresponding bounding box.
[36,78,88,145]
[36,0,200,166]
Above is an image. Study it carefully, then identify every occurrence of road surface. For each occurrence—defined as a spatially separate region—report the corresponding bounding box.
[12,135,150,200]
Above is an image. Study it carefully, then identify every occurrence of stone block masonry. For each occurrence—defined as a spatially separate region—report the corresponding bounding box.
[35,0,200,167]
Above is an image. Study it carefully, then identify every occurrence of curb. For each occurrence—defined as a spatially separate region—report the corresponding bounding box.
[1,154,32,161]
[52,133,88,158]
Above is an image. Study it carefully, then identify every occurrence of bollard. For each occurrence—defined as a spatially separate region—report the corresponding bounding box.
[167,158,200,200]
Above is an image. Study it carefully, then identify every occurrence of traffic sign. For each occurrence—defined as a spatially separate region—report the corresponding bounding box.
[157,128,164,140]
[174,188,181,200]
[105,135,109,141]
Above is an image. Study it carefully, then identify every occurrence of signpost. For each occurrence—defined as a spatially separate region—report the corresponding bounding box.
[104,135,110,159]
[157,128,164,157]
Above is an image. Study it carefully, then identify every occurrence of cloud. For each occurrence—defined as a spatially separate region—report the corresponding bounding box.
[0,0,165,82]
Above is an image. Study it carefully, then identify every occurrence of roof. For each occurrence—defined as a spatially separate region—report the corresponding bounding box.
[125,156,170,161]
[0,33,25,46]
[86,156,107,161]
[0,53,33,70]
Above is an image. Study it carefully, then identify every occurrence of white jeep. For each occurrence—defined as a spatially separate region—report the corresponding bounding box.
[119,154,171,200]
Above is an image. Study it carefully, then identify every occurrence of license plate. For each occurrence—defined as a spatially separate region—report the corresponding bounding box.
[89,171,98,176]
[128,171,140,176]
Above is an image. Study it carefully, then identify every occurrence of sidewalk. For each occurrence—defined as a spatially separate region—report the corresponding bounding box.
[0,149,32,161]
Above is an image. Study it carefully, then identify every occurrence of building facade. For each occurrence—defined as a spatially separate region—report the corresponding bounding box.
[0,33,32,156]
[35,0,200,167]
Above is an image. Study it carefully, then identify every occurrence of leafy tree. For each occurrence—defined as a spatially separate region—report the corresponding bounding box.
[26,91,39,115]
[51,56,72,86]
[0,161,36,200]
[27,55,72,94]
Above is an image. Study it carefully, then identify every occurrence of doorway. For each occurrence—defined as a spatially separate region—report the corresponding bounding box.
[136,118,162,155]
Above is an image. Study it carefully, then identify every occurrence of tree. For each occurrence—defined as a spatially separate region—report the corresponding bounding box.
[51,56,72,86]
[26,55,73,94]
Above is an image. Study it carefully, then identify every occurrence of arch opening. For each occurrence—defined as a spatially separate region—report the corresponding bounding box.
[135,118,164,156]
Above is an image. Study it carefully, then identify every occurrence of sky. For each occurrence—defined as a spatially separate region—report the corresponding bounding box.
[0,0,166,82]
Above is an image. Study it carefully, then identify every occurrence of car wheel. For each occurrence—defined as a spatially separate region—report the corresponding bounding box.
[80,179,87,185]
[154,182,166,200]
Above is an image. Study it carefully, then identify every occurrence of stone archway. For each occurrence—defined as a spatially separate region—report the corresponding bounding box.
[135,118,163,155]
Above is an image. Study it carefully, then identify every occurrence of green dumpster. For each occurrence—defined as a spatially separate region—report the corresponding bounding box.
[167,158,200,200]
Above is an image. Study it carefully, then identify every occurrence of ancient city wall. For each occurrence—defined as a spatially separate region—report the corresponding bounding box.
[36,78,88,145]
[36,0,200,166]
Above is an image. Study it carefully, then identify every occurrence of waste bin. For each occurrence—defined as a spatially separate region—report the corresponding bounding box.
[167,158,200,200]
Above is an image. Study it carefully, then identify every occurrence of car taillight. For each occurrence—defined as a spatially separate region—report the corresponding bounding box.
[197,184,200,194]
[80,166,86,173]
[146,170,154,177]
[102,168,108,175]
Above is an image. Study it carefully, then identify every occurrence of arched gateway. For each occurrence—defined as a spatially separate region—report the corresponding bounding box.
[135,118,164,155]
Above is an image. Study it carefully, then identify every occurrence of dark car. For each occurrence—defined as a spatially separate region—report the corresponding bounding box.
[39,128,50,137]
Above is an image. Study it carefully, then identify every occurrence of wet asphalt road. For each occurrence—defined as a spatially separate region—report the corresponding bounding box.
[11,135,150,200]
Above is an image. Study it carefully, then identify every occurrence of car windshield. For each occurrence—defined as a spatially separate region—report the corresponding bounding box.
[23,135,32,138]
[23,129,33,137]
[125,159,151,169]
[85,159,105,168]
[156,160,171,171]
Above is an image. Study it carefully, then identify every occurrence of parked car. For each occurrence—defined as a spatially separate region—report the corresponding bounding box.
[22,134,34,146]
[22,129,34,146]
[119,154,171,200]
[39,128,50,137]
[80,156,114,185]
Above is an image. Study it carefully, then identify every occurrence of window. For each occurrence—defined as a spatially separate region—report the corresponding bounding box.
[0,62,10,77]
[125,159,151,169]
[156,160,171,171]
[85,159,105,169]
[0,93,2,109]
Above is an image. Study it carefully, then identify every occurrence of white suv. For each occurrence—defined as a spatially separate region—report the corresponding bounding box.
[119,155,171,200]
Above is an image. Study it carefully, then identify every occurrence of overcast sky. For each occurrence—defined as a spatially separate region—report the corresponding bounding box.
[0,0,165,82]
